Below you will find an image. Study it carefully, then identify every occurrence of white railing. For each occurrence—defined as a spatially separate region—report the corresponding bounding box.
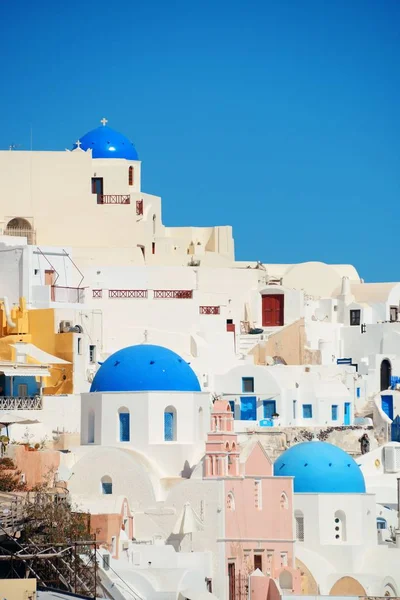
[0,396,43,410]
[3,227,36,244]
[51,286,84,304]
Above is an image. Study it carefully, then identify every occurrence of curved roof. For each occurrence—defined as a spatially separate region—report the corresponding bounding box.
[73,124,139,160]
[274,441,366,493]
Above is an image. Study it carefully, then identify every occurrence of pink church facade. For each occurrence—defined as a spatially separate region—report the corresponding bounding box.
[204,400,301,598]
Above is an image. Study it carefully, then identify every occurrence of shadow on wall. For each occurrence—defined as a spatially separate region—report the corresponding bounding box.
[181,460,194,478]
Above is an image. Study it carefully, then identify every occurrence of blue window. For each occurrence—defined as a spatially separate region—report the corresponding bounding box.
[331,405,338,421]
[263,400,276,418]
[302,405,312,419]
[356,387,361,398]
[293,400,297,419]
[164,407,177,441]
[377,517,387,530]
[242,377,254,393]
[344,402,351,425]
[119,411,130,442]
[101,476,112,495]
[229,400,235,416]
[240,396,257,420]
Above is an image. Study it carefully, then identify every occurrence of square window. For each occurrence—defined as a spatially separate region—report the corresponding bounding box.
[331,405,338,420]
[350,309,361,326]
[302,404,312,419]
[242,377,254,393]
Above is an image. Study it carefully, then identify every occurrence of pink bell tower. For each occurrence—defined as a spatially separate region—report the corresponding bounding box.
[204,400,240,478]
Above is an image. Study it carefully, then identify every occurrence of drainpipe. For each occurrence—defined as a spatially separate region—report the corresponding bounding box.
[0,297,16,328]
[396,478,400,548]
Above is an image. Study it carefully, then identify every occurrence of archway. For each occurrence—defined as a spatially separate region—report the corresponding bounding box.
[5,218,34,244]
[381,359,392,391]
[295,558,318,595]
[279,570,293,591]
[329,577,366,596]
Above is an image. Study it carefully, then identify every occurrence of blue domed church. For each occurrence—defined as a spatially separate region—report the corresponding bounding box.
[81,344,209,477]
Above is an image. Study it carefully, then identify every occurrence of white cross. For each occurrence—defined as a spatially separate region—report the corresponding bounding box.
[100,117,108,126]
[75,139,81,148]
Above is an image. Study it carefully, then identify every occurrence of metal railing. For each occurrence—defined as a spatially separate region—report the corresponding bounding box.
[51,286,84,303]
[136,200,143,215]
[3,227,36,244]
[0,396,43,410]
[200,306,220,314]
[154,290,193,299]
[98,195,130,205]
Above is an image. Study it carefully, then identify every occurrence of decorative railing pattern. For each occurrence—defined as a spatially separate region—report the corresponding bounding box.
[92,289,102,299]
[98,195,130,205]
[154,290,193,299]
[0,396,43,410]
[200,306,220,314]
[136,200,143,215]
[108,289,148,299]
[51,286,84,304]
[4,227,36,244]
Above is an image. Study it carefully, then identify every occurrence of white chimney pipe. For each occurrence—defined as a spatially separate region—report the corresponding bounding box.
[0,297,16,328]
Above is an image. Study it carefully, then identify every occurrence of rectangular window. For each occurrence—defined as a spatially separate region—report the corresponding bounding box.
[240,396,257,420]
[263,400,276,418]
[91,177,103,195]
[77,337,82,355]
[102,482,112,495]
[229,400,235,417]
[242,377,254,393]
[293,400,297,419]
[302,404,312,419]
[356,386,361,398]
[152,242,156,255]
[254,480,262,509]
[119,412,130,442]
[89,345,96,364]
[254,554,262,571]
[331,405,338,421]
[350,309,361,326]
[295,516,304,541]
[280,552,288,567]
[390,306,399,322]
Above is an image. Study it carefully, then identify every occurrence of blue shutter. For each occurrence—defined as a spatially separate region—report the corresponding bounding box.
[102,482,112,494]
[119,413,130,442]
[164,412,174,441]
[229,401,235,417]
[240,396,257,420]
[331,405,338,421]
[263,400,276,418]
[302,404,312,419]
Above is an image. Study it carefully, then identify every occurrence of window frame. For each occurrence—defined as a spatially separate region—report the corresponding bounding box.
[331,405,338,421]
[302,404,313,419]
[350,309,361,326]
[242,377,254,393]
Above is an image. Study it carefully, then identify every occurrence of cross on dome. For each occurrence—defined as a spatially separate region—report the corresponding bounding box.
[75,139,82,148]
[100,117,108,127]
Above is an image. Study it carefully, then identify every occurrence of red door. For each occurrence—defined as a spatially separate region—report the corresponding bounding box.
[262,294,284,326]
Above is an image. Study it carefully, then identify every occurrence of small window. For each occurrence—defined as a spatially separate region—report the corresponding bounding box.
[254,554,262,571]
[331,405,338,421]
[152,242,155,255]
[280,552,288,567]
[101,476,112,495]
[91,177,103,196]
[292,400,297,419]
[227,492,235,511]
[164,406,177,441]
[229,400,235,416]
[302,404,312,419]
[89,345,96,363]
[295,512,304,541]
[77,337,82,355]
[390,306,399,322]
[254,480,262,509]
[356,387,361,398]
[350,309,361,326]
[119,409,130,442]
[128,166,134,186]
[377,517,387,530]
[242,377,254,393]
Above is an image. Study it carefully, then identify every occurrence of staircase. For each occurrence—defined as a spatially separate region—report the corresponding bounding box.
[238,333,266,356]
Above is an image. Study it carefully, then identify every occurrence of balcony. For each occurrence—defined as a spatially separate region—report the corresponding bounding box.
[51,286,84,303]
[200,306,220,314]
[0,396,43,410]
[154,290,193,299]
[98,195,130,205]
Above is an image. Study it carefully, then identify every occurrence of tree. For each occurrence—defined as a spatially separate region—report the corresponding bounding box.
[0,457,27,492]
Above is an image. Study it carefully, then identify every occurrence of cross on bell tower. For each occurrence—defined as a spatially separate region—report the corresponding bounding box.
[100,117,108,127]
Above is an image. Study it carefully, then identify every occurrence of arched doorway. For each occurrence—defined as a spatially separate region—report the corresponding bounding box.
[381,359,392,391]
[5,217,35,244]
[329,576,366,596]
[279,570,293,591]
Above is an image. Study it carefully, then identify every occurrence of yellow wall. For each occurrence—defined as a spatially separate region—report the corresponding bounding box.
[0,578,37,599]
[0,299,74,395]
[329,576,366,596]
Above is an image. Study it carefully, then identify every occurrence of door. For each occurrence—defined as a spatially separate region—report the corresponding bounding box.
[240,396,257,420]
[91,177,103,195]
[263,400,276,418]
[228,563,236,600]
[344,402,351,425]
[262,294,284,327]
[391,415,400,442]
[254,554,262,572]
[381,395,394,421]
[381,360,392,391]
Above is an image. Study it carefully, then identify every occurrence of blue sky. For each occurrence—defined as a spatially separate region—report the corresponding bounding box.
[0,0,399,281]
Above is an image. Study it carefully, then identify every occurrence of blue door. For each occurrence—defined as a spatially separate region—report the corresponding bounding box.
[263,400,276,419]
[382,395,394,420]
[240,396,257,420]
[391,415,400,441]
[344,402,351,425]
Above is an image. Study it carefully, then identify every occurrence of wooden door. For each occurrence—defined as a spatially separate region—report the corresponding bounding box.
[228,563,236,600]
[262,294,284,326]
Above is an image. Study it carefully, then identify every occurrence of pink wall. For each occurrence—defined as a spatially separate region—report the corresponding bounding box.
[12,445,60,489]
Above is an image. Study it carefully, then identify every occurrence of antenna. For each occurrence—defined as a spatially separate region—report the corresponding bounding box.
[30,124,33,151]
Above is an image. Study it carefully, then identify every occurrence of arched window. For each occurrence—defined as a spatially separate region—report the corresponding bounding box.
[101,475,112,495]
[198,407,204,440]
[118,407,130,442]
[227,492,235,511]
[295,510,304,541]
[128,166,134,186]
[152,214,156,235]
[279,570,293,591]
[381,359,392,391]
[88,409,95,444]
[280,492,288,509]
[5,217,34,244]
[377,517,387,530]
[334,510,347,541]
[164,406,177,441]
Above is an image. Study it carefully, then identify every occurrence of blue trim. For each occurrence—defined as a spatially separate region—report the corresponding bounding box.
[102,482,112,494]
[302,404,312,419]
[240,396,257,420]
[228,400,235,417]
[164,411,175,441]
[263,400,276,419]
[242,377,254,393]
[331,405,338,421]
[119,412,130,442]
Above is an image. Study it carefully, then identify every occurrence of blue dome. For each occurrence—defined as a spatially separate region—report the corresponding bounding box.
[73,124,139,160]
[274,441,366,494]
[90,344,201,393]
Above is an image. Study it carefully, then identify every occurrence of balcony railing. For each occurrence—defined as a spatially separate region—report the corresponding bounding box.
[154,290,193,299]
[51,286,84,303]
[200,306,220,314]
[3,227,36,245]
[109,289,148,299]
[98,195,130,205]
[0,396,43,410]
[92,289,102,299]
